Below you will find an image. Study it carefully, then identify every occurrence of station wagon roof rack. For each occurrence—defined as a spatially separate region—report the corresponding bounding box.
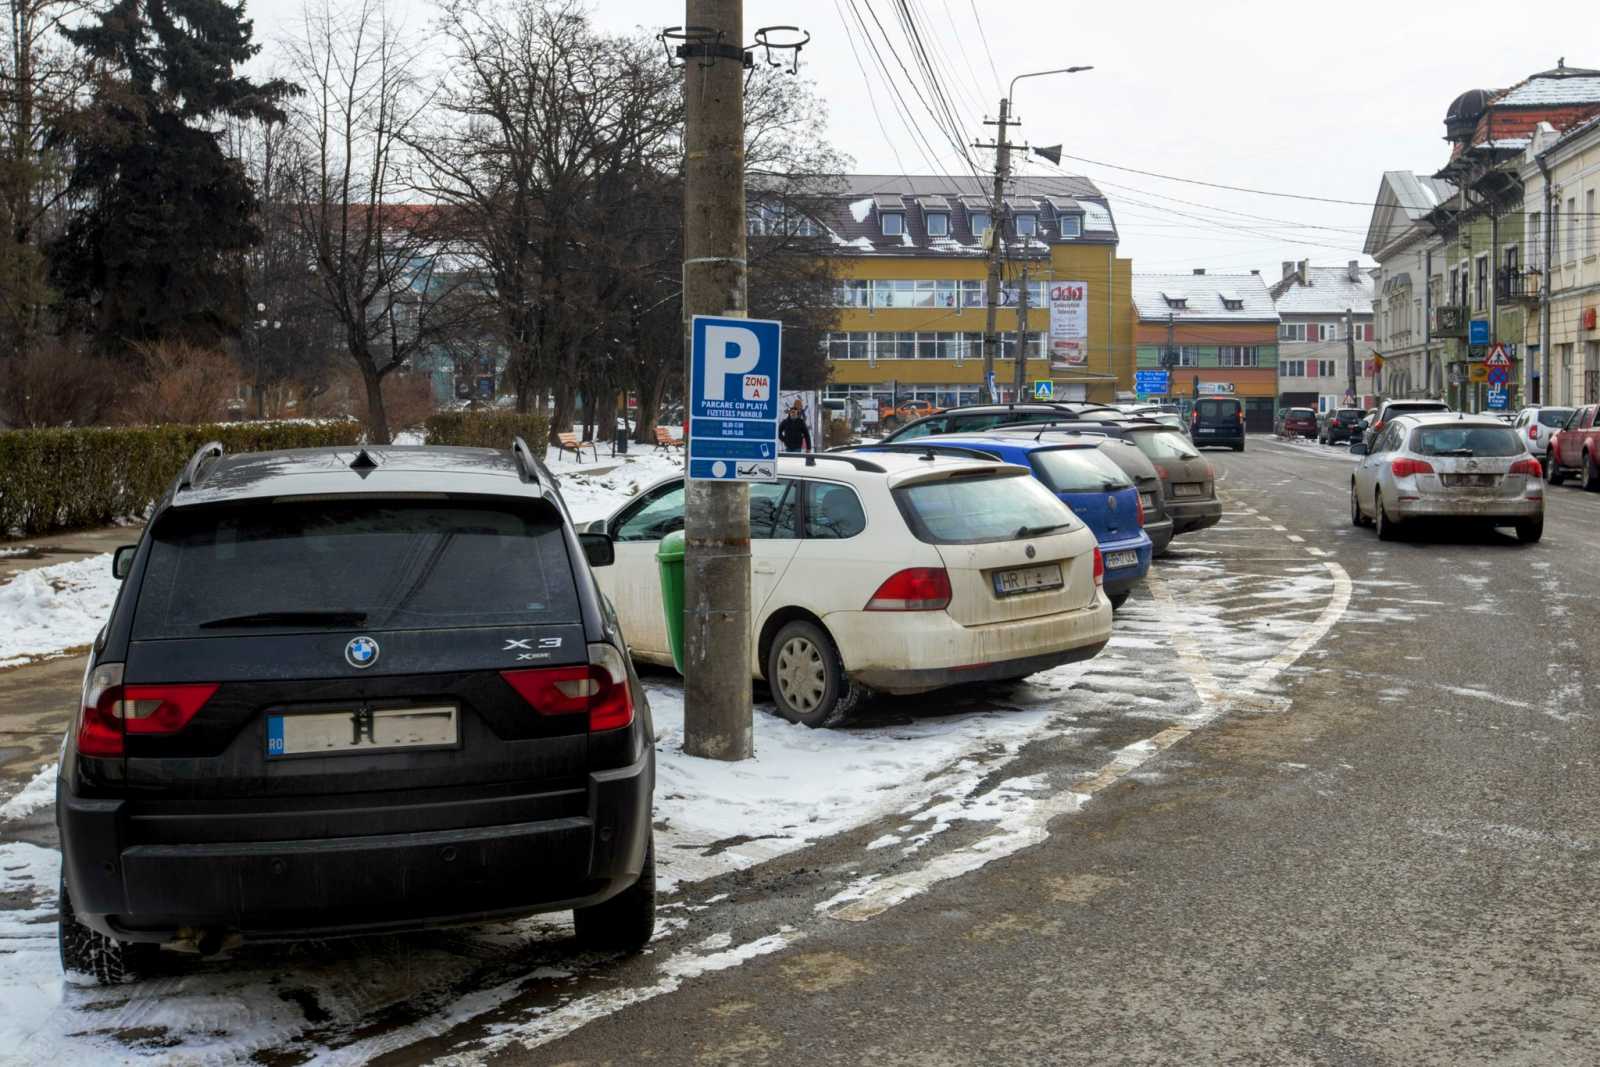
[511,436,558,494]
[797,452,886,473]
[177,441,224,491]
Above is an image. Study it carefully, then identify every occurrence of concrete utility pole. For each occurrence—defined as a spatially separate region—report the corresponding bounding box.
[979,96,1013,404]
[1012,258,1030,400]
[680,0,752,760]
[1346,307,1358,401]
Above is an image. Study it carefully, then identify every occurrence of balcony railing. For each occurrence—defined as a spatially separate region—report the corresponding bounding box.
[1496,267,1540,303]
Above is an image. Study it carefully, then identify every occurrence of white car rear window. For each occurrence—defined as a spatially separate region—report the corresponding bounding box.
[895,473,1072,544]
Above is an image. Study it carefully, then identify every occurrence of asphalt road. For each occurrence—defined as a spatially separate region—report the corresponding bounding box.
[507,437,1600,1066]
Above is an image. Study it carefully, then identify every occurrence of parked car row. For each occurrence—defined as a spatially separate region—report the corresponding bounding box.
[1540,403,1600,489]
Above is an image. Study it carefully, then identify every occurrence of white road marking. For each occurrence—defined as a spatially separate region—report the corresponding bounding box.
[1286,534,1305,543]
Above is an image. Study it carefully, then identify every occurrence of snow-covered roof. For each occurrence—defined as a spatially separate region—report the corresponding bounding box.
[1132,273,1278,322]
[1496,75,1600,106]
[1268,265,1375,315]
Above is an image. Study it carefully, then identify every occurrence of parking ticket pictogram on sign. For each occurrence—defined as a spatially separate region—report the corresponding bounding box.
[688,315,782,482]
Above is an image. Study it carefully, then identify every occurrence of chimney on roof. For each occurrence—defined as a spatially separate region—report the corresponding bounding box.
[1282,261,1295,280]
[1250,269,1260,275]
[1193,268,1205,275]
[1348,259,1361,283]
[1298,260,1309,286]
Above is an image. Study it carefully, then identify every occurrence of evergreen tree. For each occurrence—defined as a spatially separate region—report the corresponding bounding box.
[48,0,296,350]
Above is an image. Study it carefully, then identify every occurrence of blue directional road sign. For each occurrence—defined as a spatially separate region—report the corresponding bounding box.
[1134,370,1170,395]
[1469,319,1489,345]
[1033,380,1054,400]
[689,315,782,482]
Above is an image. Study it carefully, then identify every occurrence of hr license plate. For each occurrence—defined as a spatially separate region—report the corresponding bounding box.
[1197,427,1216,434]
[1104,550,1139,569]
[267,706,458,758]
[1172,483,1205,497]
[1442,474,1498,487]
[993,563,1063,597]
[1140,492,1156,510]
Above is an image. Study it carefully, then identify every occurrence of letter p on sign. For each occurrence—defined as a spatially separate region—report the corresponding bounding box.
[703,324,762,401]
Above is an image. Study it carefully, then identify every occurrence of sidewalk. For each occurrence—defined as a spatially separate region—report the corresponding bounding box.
[2,524,143,584]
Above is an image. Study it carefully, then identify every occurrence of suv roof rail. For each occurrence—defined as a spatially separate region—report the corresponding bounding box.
[511,436,557,494]
[177,441,224,491]
[860,443,1003,462]
[796,452,887,473]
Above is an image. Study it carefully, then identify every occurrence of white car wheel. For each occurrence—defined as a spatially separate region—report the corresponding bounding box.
[767,620,864,729]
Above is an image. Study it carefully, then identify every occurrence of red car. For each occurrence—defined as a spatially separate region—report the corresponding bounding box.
[1546,403,1600,489]
[1278,407,1319,438]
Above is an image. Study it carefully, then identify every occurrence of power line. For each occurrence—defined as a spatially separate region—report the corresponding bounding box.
[966,0,1002,97]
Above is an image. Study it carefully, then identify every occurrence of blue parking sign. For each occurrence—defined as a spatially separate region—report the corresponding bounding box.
[689,315,782,482]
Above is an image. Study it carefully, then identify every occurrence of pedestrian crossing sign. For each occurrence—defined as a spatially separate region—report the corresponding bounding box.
[1033,380,1053,400]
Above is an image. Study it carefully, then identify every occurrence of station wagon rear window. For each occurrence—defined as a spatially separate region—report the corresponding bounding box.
[1030,449,1133,493]
[894,472,1074,544]
[1126,430,1202,461]
[134,501,579,637]
[1408,426,1523,458]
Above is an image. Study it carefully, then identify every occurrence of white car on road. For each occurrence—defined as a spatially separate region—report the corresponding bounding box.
[1350,413,1544,542]
[1511,405,1574,456]
[588,451,1113,726]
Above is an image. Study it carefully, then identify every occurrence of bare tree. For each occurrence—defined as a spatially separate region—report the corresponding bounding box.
[280,0,462,442]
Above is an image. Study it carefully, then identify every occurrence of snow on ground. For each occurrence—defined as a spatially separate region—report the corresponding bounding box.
[0,764,56,821]
[555,451,683,525]
[0,556,119,669]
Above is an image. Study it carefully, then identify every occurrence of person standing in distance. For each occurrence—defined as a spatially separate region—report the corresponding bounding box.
[778,401,812,452]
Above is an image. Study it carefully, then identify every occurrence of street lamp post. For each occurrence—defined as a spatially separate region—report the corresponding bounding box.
[978,66,1092,403]
[250,303,281,420]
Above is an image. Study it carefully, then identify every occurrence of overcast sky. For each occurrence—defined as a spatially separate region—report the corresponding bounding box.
[247,0,1587,281]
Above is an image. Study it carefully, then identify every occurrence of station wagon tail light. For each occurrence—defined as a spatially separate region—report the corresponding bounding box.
[75,662,218,757]
[499,643,634,731]
[1135,493,1145,527]
[1093,547,1105,586]
[865,568,951,611]
[1528,425,1539,440]
[1509,457,1542,478]
[1390,458,1435,478]
[1153,464,1169,481]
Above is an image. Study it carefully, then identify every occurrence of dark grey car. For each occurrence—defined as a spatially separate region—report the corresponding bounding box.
[995,426,1176,556]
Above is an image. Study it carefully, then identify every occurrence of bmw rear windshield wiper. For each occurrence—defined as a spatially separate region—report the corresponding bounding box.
[198,610,368,629]
[1016,522,1071,537]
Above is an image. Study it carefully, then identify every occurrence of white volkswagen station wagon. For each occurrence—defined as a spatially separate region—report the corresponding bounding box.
[589,451,1112,727]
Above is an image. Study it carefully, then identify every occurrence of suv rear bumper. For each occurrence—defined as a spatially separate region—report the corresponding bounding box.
[59,749,653,944]
[1167,497,1223,534]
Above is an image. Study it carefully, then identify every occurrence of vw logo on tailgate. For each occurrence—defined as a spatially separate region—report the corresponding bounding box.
[345,636,380,669]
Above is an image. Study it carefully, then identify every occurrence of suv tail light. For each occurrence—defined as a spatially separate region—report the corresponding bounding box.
[75,662,218,757]
[1390,457,1435,478]
[500,643,634,732]
[1092,547,1105,586]
[1134,492,1145,527]
[1528,425,1539,440]
[1372,419,1385,433]
[1510,457,1542,478]
[865,567,951,611]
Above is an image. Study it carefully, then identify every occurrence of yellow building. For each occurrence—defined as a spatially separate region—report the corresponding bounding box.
[815,175,1135,415]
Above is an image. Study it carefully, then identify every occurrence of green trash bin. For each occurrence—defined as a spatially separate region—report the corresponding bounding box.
[656,529,687,676]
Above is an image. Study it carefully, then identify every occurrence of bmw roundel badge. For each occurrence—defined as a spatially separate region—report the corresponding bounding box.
[345,636,380,669]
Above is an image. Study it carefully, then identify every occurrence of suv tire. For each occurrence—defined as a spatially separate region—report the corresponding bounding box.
[1546,450,1565,485]
[573,832,655,954]
[767,620,864,728]
[1108,591,1130,609]
[1515,518,1544,544]
[1586,452,1600,491]
[59,877,156,985]
[1233,441,1244,453]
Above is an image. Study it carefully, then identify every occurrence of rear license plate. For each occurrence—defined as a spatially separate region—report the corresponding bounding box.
[992,563,1064,597]
[1140,492,1157,510]
[267,705,459,758]
[1442,474,1499,488]
[1104,550,1139,569]
[1197,428,1216,434]
[1172,483,1205,497]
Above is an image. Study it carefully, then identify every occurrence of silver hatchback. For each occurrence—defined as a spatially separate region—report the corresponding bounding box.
[1350,413,1544,542]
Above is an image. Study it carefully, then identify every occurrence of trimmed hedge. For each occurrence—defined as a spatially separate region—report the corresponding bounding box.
[423,410,551,449]
[0,421,363,537]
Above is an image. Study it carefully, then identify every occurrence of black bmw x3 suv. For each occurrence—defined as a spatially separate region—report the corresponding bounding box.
[57,439,654,983]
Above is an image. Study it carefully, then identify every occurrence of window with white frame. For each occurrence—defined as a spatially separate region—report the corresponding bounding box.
[1281,359,1305,377]
[1015,213,1037,237]
[970,211,991,237]
[1528,212,1543,268]
[834,279,869,307]
[1057,214,1081,238]
[1218,346,1258,367]
[1552,204,1562,262]
[1567,197,1578,261]
[926,212,949,238]
[1588,190,1597,256]
[1475,254,1488,310]
[881,211,904,237]
[1279,322,1308,342]
[1318,359,1338,376]
[1318,323,1340,342]
[1173,346,1199,366]
[960,279,985,308]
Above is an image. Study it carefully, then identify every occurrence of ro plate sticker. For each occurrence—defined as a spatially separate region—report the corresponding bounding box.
[266,715,286,757]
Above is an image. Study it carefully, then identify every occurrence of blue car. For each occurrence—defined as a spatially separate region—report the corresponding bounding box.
[861,436,1153,609]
